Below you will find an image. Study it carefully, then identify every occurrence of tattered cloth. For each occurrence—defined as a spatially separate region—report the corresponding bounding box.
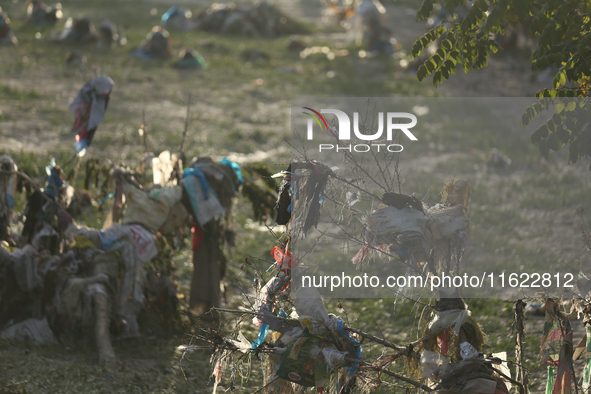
[540,299,574,394]
[353,205,432,266]
[53,18,97,44]
[67,222,156,337]
[432,359,504,393]
[69,75,114,153]
[181,165,227,227]
[98,223,148,336]
[131,27,171,60]
[121,183,183,233]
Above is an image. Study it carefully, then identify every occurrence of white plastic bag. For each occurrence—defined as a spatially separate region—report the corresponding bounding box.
[428,309,471,336]
[121,183,170,232]
[427,204,469,241]
[292,286,330,336]
[420,350,449,381]
[127,224,158,264]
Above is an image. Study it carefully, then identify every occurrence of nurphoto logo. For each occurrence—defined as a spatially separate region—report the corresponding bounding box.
[302,107,418,153]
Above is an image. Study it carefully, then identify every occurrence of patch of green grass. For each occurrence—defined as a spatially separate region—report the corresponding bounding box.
[0,84,43,101]
[0,110,15,122]
[0,336,210,394]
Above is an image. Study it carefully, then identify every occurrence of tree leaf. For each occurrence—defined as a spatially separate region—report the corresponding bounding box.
[555,103,565,113]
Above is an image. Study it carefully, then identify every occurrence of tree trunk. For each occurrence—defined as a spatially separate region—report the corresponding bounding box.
[94,291,116,368]
[189,238,221,319]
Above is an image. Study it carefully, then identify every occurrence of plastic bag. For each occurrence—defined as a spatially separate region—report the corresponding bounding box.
[365,206,429,246]
[428,309,471,336]
[491,352,511,391]
[121,183,170,233]
[427,204,469,241]
[420,350,449,381]
[160,201,189,234]
[276,333,324,387]
[150,185,183,207]
[292,285,330,336]
[127,224,157,264]
[152,151,182,186]
[322,345,348,371]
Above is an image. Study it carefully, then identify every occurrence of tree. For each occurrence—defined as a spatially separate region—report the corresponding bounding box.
[411,0,591,166]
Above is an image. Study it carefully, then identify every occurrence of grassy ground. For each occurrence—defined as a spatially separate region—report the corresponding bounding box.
[1,0,591,393]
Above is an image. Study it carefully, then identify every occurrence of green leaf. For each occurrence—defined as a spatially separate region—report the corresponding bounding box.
[487,40,500,54]
[417,0,434,21]
[411,27,446,58]
[555,103,565,113]
[417,64,428,81]
[539,124,549,138]
[539,138,549,158]
[433,70,443,86]
[547,132,560,151]
[441,39,453,50]
[475,0,488,13]
[556,128,570,143]
[445,59,456,73]
[411,38,426,58]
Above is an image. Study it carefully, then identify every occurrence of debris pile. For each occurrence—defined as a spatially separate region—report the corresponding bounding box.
[97,19,126,49]
[25,0,62,26]
[51,17,97,44]
[173,49,207,69]
[0,8,17,46]
[330,0,396,54]
[162,2,306,37]
[131,26,172,60]
[184,157,588,393]
[0,146,276,369]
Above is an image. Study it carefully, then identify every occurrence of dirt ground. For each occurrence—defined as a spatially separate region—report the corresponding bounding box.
[0,0,550,154]
[1,0,590,393]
